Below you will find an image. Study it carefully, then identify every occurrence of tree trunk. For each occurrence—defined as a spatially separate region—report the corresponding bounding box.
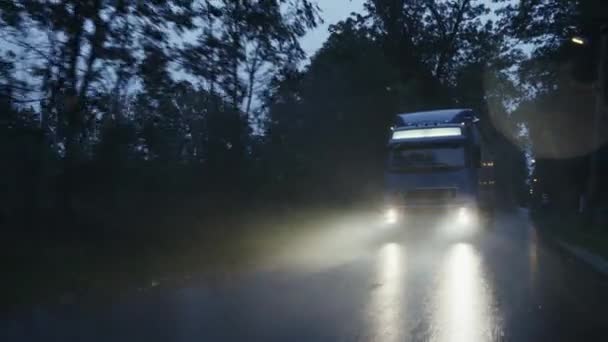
[60,123,78,219]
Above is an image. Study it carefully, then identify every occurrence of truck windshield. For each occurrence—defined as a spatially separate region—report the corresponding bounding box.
[389,146,465,171]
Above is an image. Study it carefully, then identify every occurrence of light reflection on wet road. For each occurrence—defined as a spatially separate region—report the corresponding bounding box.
[2,209,608,341]
[432,243,496,342]
[369,243,404,342]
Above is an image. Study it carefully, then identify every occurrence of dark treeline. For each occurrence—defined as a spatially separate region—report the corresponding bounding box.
[506,0,608,219]
[0,0,321,232]
[1,0,607,234]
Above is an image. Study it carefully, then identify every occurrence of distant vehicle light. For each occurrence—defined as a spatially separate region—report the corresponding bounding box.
[391,127,462,140]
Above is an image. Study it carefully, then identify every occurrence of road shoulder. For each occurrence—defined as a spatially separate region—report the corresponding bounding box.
[531,210,608,276]
[555,240,608,275]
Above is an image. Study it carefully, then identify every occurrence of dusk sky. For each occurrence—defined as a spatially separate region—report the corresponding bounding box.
[300,0,366,60]
[299,0,506,62]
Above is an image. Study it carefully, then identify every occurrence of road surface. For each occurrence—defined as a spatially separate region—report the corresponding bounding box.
[2,209,608,341]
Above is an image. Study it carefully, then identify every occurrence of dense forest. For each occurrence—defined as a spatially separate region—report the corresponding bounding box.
[1,0,607,235]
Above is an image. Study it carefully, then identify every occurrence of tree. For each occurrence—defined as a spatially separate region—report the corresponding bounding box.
[264,18,402,198]
[1,0,195,213]
[263,1,528,204]
[182,0,318,114]
[179,0,320,177]
[499,0,608,211]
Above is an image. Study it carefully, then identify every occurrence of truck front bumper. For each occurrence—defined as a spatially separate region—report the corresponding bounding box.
[383,203,479,228]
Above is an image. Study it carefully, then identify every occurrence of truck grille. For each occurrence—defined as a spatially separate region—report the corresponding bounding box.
[403,188,456,202]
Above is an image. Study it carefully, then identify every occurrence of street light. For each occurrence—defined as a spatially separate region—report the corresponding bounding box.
[571,36,588,45]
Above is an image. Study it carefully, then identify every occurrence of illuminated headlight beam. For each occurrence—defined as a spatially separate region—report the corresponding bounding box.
[458,207,471,225]
[384,208,399,225]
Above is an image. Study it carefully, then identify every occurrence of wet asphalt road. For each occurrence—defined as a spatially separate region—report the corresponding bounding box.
[2,209,608,341]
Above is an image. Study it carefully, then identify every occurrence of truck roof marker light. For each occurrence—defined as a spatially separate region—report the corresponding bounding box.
[391,127,462,140]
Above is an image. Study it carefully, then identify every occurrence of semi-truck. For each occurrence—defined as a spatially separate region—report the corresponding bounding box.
[383,109,495,230]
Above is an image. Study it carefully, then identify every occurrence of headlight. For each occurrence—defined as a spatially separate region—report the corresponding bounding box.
[457,207,471,225]
[384,208,399,224]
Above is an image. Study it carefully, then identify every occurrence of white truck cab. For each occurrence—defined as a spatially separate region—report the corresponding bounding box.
[383,109,495,229]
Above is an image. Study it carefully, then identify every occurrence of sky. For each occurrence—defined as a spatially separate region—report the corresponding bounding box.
[300,0,366,60]
[299,0,509,62]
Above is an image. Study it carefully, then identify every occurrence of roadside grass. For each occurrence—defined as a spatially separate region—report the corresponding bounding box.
[2,202,351,311]
[533,211,608,261]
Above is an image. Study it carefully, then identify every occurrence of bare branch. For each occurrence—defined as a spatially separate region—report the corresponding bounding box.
[0,82,36,92]
[1,94,46,103]
[435,0,471,79]
[425,0,447,38]
[0,35,55,63]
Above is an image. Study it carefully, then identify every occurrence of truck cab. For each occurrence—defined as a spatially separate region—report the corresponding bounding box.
[383,109,495,227]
